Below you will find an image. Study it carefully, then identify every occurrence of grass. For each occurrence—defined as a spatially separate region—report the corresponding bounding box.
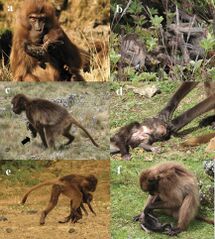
[110,81,214,159]
[111,160,214,239]
[110,81,214,239]
[81,32,110,82]
[0,0,110,82]
[0,82,109,160]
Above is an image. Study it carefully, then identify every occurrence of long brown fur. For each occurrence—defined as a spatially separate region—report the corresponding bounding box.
[10,0,83,81]
[179,82,215,148]
[110,82,215,160]
[181,132,215,147]
[138,162,214,236]
[159,82,215,147]
[205,137,215,152]
[11,94,99,148]
[21,174,97,224]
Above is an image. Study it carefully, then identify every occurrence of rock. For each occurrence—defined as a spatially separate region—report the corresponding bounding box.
[51,94,78,108]
[204,160,214,178]
[132,85,161,98]
[0,107,7,116]
[6,228,13,233]
[5,147,10,152]
[0,215,8,221]
[68,228,75,233]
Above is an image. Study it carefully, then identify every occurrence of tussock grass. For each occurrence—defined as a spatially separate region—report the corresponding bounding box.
[0,82,109,160]
[110,81,214,238]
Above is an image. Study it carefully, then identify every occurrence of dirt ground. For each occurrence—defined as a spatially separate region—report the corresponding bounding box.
[0,160,110,239]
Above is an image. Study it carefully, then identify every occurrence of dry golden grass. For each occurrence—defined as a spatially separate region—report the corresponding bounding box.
[0,0,110,82]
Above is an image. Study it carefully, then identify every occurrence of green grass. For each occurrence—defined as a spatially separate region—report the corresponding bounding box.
[0,160,49,187]
[110,81,214,238]
[110,81,214,159]
[111,160,214,239]
[0,82,109,160]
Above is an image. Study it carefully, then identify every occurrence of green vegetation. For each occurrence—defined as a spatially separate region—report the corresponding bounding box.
[110,0,215,81]
[0,82,109,160]
[110,81,214,238]
[110,81,214,159]
[111,160,214,239]
[0,161,49,187]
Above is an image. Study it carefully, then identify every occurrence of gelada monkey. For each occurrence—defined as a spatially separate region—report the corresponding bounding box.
[133,211,173,234]
[181,132,215,148]
[111,83,215,160]
[110,118,170,160]
[59,192,96,224]
[135,162,214,236]
[10,0,84,81]
[158,82,215,147]
[21,174,97,224]
[11,94,99,148]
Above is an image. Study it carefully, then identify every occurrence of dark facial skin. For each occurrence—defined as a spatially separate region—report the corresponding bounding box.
[138,163,201,236]
[28,14,47,44]
[147,179,160,196]
[11,94,26,114]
